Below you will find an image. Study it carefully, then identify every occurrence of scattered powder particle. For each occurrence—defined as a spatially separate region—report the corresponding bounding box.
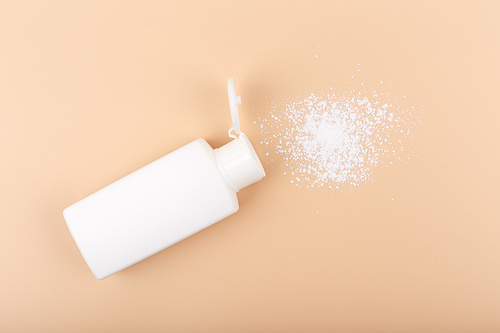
[256,90,419,189]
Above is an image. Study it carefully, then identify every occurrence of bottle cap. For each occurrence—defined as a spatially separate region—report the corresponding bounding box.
[215,133,266,192]
[227,78,242,135]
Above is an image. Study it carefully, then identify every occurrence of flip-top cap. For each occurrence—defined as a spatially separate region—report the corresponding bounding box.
[214,133,266,192]
[227,78,241,135]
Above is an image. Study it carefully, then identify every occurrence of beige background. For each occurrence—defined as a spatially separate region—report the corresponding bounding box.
[1,1,499,332]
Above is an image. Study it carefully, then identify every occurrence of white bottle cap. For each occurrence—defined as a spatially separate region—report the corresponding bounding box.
[227,78,242,135]
[214,133,266,192]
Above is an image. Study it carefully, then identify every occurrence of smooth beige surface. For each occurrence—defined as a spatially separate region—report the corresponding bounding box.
[1,1,499,332]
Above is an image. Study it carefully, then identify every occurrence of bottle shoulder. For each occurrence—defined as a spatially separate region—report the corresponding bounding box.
[192,138,213,151]
[189,138,239,208]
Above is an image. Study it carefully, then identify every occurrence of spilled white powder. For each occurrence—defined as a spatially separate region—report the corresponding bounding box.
[256,90,418,188]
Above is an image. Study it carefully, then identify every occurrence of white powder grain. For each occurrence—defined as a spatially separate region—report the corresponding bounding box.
[256,90,419,188]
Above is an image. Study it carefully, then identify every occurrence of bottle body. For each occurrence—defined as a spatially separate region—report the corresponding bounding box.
[63,139,239,279]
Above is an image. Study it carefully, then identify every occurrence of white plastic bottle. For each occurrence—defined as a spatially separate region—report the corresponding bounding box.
[63,78,265,279]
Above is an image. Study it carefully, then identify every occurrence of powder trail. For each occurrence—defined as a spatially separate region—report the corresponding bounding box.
[256,90,418,188]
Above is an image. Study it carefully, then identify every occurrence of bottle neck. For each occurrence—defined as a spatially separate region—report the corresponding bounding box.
[213,133,265,193]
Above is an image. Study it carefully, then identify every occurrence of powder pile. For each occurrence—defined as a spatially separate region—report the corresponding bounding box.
[256,90,417,188]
